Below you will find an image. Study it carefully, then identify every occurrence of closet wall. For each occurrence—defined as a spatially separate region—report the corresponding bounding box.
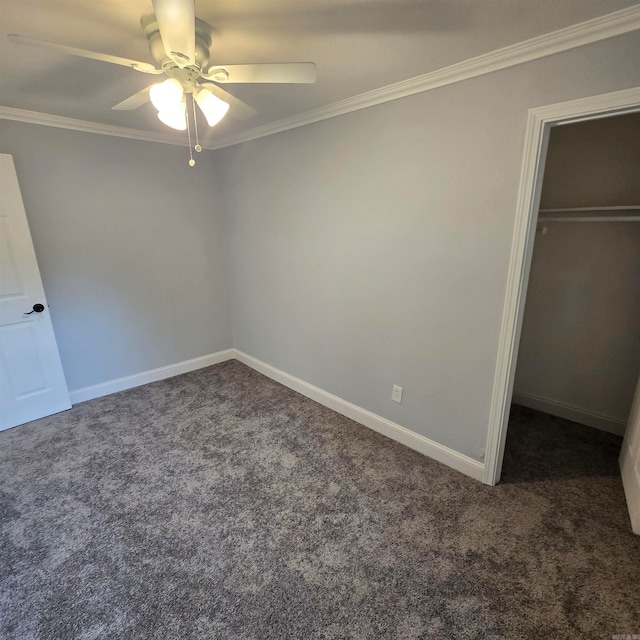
[513,113,640,435]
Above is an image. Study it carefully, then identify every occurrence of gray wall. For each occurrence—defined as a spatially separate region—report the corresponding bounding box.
[215,32,640,459]
[540,112,640,208]
[514,222,640,425]
[1,31,638,462]
[514,113,640,427]
[0,121,232,392]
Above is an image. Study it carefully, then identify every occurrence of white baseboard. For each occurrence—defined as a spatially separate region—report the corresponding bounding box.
[68,346,484,481]
[512,391,627,436]
[234,350,485,482]
[69,349,236,404]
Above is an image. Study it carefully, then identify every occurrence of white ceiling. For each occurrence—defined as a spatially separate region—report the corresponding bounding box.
[1,0,638,145]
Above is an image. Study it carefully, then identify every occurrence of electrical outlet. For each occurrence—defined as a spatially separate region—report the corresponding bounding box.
[392,385,403,403]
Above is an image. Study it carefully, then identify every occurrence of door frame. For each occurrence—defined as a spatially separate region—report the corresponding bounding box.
[483,86,640,486]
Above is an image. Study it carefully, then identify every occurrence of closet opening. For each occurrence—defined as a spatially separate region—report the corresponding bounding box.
[504,112,640,489]
[483,89,640,534]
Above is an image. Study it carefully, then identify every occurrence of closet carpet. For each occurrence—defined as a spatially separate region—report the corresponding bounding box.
[1,360,638,639]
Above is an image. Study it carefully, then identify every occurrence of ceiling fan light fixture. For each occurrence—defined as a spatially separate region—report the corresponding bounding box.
[149,78,184,112]
[157,104,187,130]
[195,88,230,127]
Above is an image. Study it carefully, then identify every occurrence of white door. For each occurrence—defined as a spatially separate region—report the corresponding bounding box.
[620,374,640,534]
[0,154,71,431]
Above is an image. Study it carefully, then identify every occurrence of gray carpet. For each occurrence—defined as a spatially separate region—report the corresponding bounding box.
[1,360,638,639]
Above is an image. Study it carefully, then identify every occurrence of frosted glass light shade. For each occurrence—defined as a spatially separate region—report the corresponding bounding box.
[195,88,230,127]
[150,78,184,112]
[157,105,187,130]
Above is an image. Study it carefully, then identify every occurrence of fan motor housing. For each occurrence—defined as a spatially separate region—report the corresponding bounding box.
[141,14,213,80]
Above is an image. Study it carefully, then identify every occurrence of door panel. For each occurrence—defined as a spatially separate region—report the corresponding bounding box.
[620,375,640,534]
[0,154,71,431]
[0,218,22,295]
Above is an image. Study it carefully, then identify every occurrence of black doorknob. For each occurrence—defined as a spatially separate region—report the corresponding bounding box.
[24,303,45,315]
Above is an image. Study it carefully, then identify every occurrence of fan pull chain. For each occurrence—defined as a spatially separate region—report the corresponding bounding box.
[192,94,202,153]
[185,101,195,167]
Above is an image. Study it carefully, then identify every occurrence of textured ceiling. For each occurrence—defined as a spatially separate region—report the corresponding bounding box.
[1,0,638,144]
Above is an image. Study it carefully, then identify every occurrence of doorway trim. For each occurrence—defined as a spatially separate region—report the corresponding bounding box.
[483,86,640,486]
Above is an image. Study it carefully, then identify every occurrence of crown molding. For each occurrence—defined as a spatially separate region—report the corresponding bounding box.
[206,5,640,150]
[0,106,186,147]
[1,5,639,150]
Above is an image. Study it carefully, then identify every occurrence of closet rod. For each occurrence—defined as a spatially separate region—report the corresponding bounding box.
[537,216,640,223]
[538,205,640,213]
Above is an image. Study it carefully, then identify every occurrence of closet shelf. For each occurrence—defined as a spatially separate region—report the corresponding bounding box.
[538,206,640,223]
[538,206,640,213]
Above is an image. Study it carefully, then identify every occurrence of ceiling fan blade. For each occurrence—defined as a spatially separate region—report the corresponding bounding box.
[7,34,163,74]
[151,0,195,68]
[202,63,317,84]
[111,86,153,111]
[198,84,257,120]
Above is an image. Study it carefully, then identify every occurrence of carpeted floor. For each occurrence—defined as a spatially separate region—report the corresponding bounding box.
[1,360,638,639]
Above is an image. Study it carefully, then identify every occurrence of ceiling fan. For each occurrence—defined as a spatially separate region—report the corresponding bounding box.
[8,0,317,164]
